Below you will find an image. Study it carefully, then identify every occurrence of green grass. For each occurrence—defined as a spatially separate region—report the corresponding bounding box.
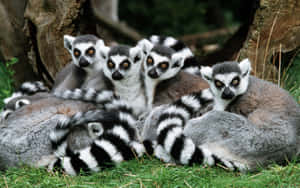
[281,55,300,103]
[1,158,300,187]
[0,58,17,109]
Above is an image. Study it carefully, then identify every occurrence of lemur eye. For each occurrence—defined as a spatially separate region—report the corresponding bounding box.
[121,61,130,69]
[214,80,224,88]
[86,47,95,56]
[73,49,81,58]
[159,62,169,70]
[147,56,154,66]
[107,60,115,69]
[231,77,240,86]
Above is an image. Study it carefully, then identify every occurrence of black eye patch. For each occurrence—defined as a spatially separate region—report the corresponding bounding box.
[107,59,115,69]
[146,56,154,67]
[85,47,95,57]
[214,80,224,89]
[158,62,169,71]
[134,55,141,63]
[120,60,131,70]
[73,48,81,58]
[231,77,240,87]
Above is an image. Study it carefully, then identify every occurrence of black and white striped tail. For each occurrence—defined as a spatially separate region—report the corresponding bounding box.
[155,89,214,165]
[50,109,142,156]
[149,35,200,75]
[19,81,49,95]
[3,81,48,104]
[53,88,134,115]
[49,130,144,176]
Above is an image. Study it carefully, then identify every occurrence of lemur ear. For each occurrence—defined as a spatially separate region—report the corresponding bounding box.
[171,53,184,69]
[239,58,252,77]
[63,35,75,52]
[200,66,213,82]
[95,39,105,49]
[137,39,154,55]
[88,122,104,139]
[99,46,110,60]
[130,46,143,63]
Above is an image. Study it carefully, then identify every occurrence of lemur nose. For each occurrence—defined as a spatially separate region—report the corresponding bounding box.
[79,57,90,67]
[221,87,235,100]
[112,71,123,80]
[148,68,159,79]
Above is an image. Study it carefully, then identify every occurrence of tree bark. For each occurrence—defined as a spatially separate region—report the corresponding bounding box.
[239,0,300,81]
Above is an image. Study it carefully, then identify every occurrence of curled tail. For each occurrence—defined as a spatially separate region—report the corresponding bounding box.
[155,89,214,164]
[49,129,144,176]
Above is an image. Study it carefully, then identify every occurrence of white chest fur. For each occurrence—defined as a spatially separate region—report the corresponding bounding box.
[113,77,147,115]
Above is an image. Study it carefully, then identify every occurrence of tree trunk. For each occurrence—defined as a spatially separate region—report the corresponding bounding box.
[1,0,300,86]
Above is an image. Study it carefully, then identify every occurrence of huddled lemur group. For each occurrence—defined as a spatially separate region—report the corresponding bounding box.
[1,34,300,175]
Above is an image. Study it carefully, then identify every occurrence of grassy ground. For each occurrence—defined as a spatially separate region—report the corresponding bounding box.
[1,158,300,187]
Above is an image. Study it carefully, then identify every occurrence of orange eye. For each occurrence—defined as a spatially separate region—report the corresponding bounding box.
[123,62,129,68]
[231,77,240,86]
[88,48,95,55]
[147,57,153,65]
[107,61,114,69]
[160,63,168,69]
[215,80,224,88]
[74,50,80,57]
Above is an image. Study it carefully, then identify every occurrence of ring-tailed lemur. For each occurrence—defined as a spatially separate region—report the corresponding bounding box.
[143,58,300,171]
[48,89,144,175]
[1,81,49,121]
[98,44,146,115]
[51,34,109,93]
[137,39,185,109]
[148,35,200,75]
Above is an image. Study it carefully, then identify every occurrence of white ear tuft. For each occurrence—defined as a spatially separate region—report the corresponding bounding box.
[96,39,105,48]
[239,58,252,76]
[99,46,110,60]
[200,66,213,81]
[171,53,184,69]
[130,46,143,63]
[137,39,154,55]
[63,35,75,52]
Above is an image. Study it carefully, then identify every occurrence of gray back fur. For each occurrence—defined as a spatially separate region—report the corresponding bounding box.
[184,111,298,170]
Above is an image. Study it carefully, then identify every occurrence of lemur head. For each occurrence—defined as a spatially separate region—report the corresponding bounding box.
[201,59,251,101]
[64,34,105,72]
[99,45,143,82]
[138,39,184,81]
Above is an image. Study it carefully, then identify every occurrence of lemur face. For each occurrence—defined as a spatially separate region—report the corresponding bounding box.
[64,35,105,72]
[100,45,143,82]
[138,39,184,81]
[144,51,183,80]
[201,59,251,101]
